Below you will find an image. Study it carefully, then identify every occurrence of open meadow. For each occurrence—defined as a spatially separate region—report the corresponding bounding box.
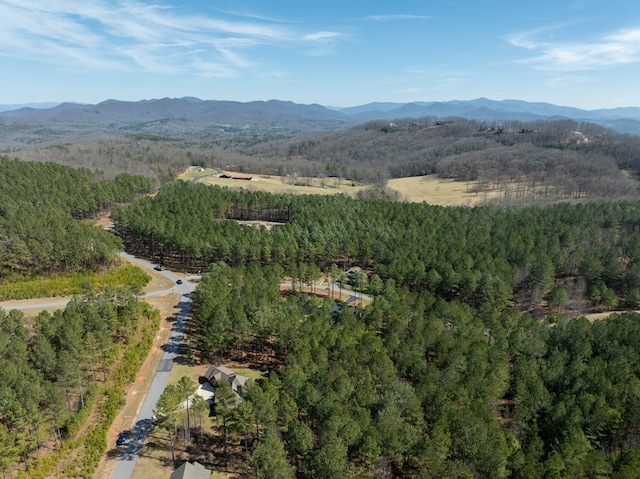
[181,168,371,197]
[180,168,502,206]
[386,175,502,205]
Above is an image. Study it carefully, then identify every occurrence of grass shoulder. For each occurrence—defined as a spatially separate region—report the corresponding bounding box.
[0,263,151,301]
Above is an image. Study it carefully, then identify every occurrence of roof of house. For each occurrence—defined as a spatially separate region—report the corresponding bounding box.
[204,365,235,382]
[204,365,250,408]
[219,172,252,180]
[170,461,211,479]
[204,365,248,391]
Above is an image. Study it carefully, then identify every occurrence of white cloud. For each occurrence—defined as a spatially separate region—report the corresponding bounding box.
[510,27,640,71]
[0,0,340,76]
[301,31,343,56]
[303,31,341,42]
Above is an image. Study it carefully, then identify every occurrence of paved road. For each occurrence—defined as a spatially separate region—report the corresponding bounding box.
[111,289,195,478]
[0,252,195,312]
[0,252,196,479]
[0,253,369,479]
[111,254,197,479]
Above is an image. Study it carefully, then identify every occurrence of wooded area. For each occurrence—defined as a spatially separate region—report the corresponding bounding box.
[0,156,154,278]
[0,289,159,478]
[0,158,159,477]
[4,114,640,477]
[185,263,640,478]
[111,178,640,477]
[9,117,640,202]
[113,180,640,315]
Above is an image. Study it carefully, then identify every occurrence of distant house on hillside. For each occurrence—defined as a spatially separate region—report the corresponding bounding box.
[204,365,249,407]
[170,460,210,479]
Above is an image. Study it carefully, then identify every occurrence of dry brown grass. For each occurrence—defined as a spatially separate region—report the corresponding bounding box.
[181,168,370,197]
[132,359,263,478]
[181,168,503,206]
[386,175,501,206]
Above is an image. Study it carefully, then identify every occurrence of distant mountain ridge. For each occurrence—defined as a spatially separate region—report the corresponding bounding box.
[2,96,640,136]
[338,98,640,134]
[0,102,59,113]
[1,97,347,130]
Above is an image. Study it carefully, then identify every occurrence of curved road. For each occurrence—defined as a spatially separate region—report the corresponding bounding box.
[0,253,196,479]
[0,253,368,479]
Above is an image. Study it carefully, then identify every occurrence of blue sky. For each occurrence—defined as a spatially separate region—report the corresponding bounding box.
[1,0,640,109]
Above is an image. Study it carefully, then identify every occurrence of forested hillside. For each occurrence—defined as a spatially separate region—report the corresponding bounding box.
[5,111,640,478]
[235,117,640,199]
[189,264,640,478]
[0,158,164,477]
[0,156,154,277]
[8,116,640,203]
[110,178,640,476]
[110,178,640,477]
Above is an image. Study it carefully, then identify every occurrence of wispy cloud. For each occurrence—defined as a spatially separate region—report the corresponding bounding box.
[509,27,640,71]
[0,0,343,77]
[301,30,344,56]
[545,74,593,87]
[303,31,341,42]
[365,14,431,21]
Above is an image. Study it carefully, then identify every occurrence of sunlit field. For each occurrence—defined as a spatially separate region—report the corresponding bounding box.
[181,168,503,206]
[180,168,370,197]
[386,175,501,206]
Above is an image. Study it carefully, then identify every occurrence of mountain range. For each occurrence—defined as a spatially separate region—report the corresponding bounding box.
[2,97,640,141]
[336,98,640,135]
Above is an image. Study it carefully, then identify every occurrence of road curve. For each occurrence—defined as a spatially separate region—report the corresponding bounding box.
[0,253,196,479]
[0,253,369,479]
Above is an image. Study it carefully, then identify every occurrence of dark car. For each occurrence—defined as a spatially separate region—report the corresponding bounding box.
[116,432,128,446]
[153,265,162,271]
[176,279,183,284]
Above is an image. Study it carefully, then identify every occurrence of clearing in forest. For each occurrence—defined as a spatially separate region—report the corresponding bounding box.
[181,168,370,197]
[181,168,501,206]
[386,175,501,206]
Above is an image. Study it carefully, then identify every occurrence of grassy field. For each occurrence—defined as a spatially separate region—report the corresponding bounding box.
[181,168,501,206]
[386,175,501,206]
[181,168,371,197]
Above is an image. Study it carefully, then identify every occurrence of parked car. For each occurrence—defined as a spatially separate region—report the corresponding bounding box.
[116,431,129,446]
[154,265,162,271]
[176,279,183,284]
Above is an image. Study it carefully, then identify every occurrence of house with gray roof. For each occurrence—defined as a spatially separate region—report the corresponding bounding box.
[204,365,249,407]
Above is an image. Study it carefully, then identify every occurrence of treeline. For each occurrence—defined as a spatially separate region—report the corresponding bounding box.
[0,288,152,477]
[190,263,640,478]
[0,156,154,277]
[113,181,640,314]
